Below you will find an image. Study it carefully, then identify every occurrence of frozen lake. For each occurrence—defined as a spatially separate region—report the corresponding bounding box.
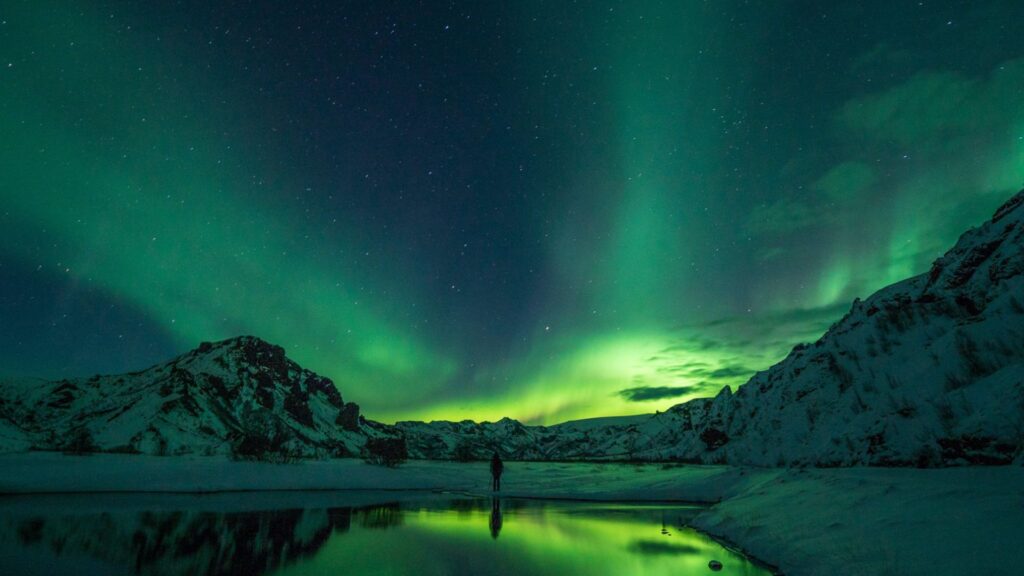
[0,492,772,575]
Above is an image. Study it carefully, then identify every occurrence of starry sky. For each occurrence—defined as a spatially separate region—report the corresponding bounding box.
[2,1,1023,424]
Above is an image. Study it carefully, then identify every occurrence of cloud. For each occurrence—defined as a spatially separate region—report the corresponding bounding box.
[813,161,876,202]
[747,57,1024,242]
[746,197,818,236]
[838,58,1024,147]
[672,302,849,348]
[708,365,754,379]
[755,246,787,262]
[653,361,753,382]
[617,385,701,402]
[746,161,875,237]
[658,302,849,370]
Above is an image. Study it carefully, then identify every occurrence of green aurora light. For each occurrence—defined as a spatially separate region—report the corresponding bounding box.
[2,2,1023,423]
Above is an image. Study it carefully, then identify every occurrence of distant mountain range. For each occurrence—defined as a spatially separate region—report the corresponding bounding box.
[2,190,1023,467]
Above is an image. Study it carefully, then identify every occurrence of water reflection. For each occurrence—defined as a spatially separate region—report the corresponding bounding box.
[0,495,771,576]
[489,498,502,539]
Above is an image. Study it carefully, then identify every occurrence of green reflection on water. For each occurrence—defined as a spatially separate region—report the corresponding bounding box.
[275,499,769,576]
[0,495,769,576]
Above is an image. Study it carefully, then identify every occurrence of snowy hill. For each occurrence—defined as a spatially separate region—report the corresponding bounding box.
[0,336,390,458]
[402,190,1024,465]
[678,189,1024,466]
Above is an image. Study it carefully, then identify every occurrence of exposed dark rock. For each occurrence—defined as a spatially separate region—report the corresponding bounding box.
[337,403,360,432]
[700,427,729,450]
[307,375,343,408]
[992,189,1024,222]
[255,386,275,409]
[948,238,1004,289]
[867,432,885,455]
[284,386,315,427]
[363,437,408,467]
[46,382,78,409]
[938,436,1016,465]
[236,337,289,381]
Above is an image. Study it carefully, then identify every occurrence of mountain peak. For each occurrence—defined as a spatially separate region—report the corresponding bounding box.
[185,336,288,376]
[194,335,282,356]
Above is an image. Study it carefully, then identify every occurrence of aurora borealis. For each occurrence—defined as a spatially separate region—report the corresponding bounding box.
[1,1,1023,424]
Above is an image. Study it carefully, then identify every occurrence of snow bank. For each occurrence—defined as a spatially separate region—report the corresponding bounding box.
[693,466,1024,576]
[0,453,740,499]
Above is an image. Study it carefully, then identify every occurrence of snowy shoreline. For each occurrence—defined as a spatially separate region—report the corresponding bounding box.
[1,454,1022,575]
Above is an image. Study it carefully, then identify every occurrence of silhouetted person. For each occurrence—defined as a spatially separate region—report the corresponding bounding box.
[490,451,504,491]
[489,497,503,539]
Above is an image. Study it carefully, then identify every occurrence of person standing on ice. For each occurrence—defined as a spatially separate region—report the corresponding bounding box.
[490,451,504,492]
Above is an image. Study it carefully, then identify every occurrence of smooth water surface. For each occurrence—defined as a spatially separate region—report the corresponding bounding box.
[0,493,771,575]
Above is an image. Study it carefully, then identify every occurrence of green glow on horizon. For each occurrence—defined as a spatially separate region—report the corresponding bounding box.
[393,313,833,425]
[393,333,716,424]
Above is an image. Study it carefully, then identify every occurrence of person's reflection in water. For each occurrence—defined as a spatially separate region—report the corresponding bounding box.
[489,498,503,539]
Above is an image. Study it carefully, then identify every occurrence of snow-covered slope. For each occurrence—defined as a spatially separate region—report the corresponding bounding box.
[671,189,1024,466]
[0,414,31,453]
[402,190,1024,466]
[0,336,390,458]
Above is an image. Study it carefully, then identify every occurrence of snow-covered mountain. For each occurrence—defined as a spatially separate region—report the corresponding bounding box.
[680,189,1024,466]
[0,336,391,458]
[2,190,1022,466]
[399,189,1024,466]
[395,415,669,461]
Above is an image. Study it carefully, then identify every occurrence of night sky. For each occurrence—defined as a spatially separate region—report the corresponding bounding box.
[2,1,1023,424]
